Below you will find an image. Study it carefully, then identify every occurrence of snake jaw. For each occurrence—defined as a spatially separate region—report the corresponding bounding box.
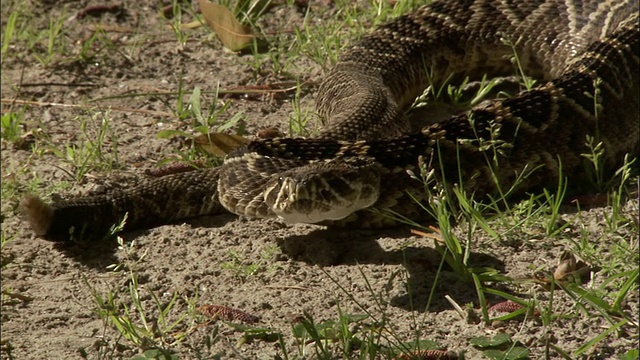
[263,162,381,224]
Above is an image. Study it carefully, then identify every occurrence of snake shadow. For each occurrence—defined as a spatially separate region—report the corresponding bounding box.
[49,237,123,270]
[279,226,506,313]
[47,213,239,271]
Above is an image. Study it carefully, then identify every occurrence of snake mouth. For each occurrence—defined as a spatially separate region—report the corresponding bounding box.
[263,167,381,224]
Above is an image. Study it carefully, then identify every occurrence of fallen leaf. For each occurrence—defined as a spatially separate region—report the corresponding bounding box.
[488,300,524,314]
[488,300,540,317]
[198,304,259,323]
[554,251,592,282]
[554,251,577,280]
[256,127,284,139]
[190,132,250,157]
[532,251,594,290]
[395,349,458,360]
[199,0,255,51]
[178,20,203,30]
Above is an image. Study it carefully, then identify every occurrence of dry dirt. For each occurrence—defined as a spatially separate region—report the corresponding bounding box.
[1,1,638,359]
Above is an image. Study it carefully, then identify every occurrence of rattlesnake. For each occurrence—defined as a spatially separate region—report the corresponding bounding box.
[21,0,639,241]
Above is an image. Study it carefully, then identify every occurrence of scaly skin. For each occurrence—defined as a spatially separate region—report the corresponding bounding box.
[21,0,639,241]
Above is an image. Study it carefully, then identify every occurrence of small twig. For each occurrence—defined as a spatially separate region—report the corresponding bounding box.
[264,284,308,291]
[410,227,443,242]
[444,294,466,319]
[1,98,174,118]
[5,64,27,115]
[2,289,34,303]
[18,82,98,88]
[86,24,136,33]
[92,81,311,102]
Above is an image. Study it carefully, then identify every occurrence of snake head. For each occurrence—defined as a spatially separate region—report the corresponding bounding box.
[263,158,381,224]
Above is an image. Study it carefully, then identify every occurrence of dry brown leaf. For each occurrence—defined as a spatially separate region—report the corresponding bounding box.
[256,127,284,139]
[488,300,540,317]
[178,20,203,30]
[488,300,524,314]
[395,349,458,360]
[190,132,249,157]
[525,251,594,290]
[554,251,592,281]
[198,304,259,323]
[554,251,577,280]
[199,0,255,51]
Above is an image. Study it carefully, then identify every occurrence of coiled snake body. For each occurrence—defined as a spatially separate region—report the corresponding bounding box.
[21,0,639,241]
